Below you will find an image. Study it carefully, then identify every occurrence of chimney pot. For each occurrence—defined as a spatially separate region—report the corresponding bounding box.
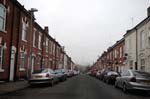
[147,7,150,17]
[44,26,49,34]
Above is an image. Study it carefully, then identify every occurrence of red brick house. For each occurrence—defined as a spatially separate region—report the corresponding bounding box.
[0,0,74,81]
[92,38,125,73]
[112,38,125,72]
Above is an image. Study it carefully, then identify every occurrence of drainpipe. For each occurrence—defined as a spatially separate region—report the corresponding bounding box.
[135,28,138,70]
[54,45,57,70]
[8,1,15,82]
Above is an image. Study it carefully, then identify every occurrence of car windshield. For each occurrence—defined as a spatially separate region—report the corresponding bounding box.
[107,72,118,75]
[133,71,150,78]
[55,69,62,73]
[32,70,43,74]
[41,69,49,73]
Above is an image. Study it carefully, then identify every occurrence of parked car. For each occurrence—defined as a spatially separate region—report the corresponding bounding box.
[90,70,97,77]
[103,71,119,84]
[73,70,78,76]
[115,69,150,93]
[99,69,111,80]
[28,68,58,86]
[55,69,67,81]
[96,70,101,79]
[66,70,74,77]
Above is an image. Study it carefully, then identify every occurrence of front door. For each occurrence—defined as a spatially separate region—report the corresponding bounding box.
[31,57,35,73]
[9,49,16,81]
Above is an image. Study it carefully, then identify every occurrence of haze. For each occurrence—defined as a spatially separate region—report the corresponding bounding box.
[18,0,150,65]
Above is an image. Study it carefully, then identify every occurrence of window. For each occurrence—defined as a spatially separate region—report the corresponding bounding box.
[33,30,36,47]
[148,37,150,47]
[0,4,6,31]
[53,44,55,55]
[20,50,25,69]
[31,57,35,73]
[38,33,42,49]
[46,38,49,52]
[120,47,122,58]
[0,45,3,69]
[129,61,133,69]
[140,31,145,49]
[45,58,48,67]
[22,22,27,41]
[141,59,145,71]
[114,50,117,58]
[37,56,41,69]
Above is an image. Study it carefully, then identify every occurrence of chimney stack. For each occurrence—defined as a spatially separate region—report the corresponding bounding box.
[147,7,150,17]
[44,26,49,34]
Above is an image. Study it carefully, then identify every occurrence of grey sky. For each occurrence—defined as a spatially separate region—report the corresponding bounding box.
[18,0,150,65]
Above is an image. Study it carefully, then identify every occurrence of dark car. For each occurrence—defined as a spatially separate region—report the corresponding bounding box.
[99,69,111,80]
[115,69,150,93]
[55,69,67,81]
[103,71,119,84]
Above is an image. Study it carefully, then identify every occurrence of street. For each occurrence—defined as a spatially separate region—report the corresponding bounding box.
[0,75,150,99]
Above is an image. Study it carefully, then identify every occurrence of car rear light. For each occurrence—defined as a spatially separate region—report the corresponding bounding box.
[130,77,136,82]
[46,74,50,77]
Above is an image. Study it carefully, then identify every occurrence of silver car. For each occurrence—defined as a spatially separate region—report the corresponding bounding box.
[29,68,58,86]
[115,69,150,92]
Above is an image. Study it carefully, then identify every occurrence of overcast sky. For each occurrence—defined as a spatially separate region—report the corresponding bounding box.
[18,0,150,66]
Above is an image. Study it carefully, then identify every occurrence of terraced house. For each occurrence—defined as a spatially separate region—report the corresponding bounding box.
[92,7,150,73]
[0,0,74,82]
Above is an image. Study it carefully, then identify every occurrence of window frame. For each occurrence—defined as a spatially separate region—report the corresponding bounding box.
[46,38,49,53]
[38,33,42,49]
[33,30,36,47]
[140,59,145,71]
[140,31,145,49]
[22,21,27,41]
[0,4,6,31]
[20,50,25,69]
[0,45,4,70]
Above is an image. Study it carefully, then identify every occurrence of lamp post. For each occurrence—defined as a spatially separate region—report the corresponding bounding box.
[27,8,38,79]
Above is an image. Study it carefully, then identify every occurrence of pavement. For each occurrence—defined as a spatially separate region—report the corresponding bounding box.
[0,75,150,99]
[0,80,29,96]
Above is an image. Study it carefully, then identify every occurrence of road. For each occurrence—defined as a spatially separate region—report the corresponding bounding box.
[1,75,150,99]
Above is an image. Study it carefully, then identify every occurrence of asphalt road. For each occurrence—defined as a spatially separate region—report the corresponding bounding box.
[1,75,150,99]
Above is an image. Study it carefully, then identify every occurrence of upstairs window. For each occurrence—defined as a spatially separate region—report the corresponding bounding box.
[46,38,49,53]
[140,31,145,49]
[120,47,122,58]
[22,21,27,41]
[33,30,36,47]
[0,4,6,31]
[38,33,42,49]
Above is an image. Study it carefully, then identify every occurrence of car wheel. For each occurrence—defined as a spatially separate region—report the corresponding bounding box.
[123,84,127,93]
[51,80,54,87]
[106,79,109,84]
[114,81,118,88]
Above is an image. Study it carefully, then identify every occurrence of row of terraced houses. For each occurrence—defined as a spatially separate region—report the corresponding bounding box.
[91,7,150,73]
[0,0,75,81]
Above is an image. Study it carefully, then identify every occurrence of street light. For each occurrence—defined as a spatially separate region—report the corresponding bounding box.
[27,8,38,79]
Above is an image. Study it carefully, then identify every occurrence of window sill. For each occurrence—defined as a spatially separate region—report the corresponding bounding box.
[0,29,7,33]
[38,48,42,50]
[0,69,4,72]
[19,68,26,71]
[22,39,27,42]
[33,45,36,48]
